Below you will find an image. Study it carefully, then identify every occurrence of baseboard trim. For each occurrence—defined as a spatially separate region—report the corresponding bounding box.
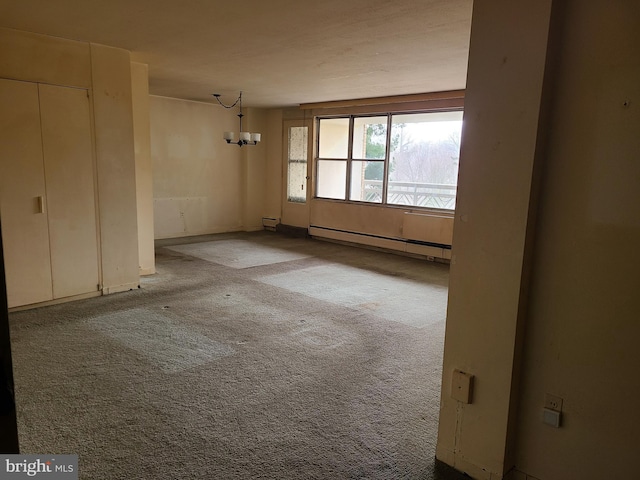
[9,291,102,312]
[102,282,140,295]
[435,446,506,480]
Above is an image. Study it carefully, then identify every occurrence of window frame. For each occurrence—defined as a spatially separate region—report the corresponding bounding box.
[314,107,463,212]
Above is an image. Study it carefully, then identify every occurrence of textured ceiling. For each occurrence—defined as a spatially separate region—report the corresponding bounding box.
[0,0,473,107]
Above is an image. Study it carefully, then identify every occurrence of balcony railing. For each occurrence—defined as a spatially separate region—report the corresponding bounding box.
[361,180,457,209]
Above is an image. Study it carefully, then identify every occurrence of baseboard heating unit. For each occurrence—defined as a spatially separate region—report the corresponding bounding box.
[309,225,451,261]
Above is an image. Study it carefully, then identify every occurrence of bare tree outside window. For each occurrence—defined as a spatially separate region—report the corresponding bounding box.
[388,112,462,209]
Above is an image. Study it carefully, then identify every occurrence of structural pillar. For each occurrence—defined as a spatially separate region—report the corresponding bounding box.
[436,1,555,478]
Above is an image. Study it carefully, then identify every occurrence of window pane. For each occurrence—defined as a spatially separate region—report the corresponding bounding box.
[388,111,463,209]
[350,160,383,203]
[287,126,308,203]
[316,160,346,199]
[352,116,387,160]
[318,118,349,158]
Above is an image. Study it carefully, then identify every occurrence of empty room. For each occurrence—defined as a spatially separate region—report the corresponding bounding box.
[1,1,639,480]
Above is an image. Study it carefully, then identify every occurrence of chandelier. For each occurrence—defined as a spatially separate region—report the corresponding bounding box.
[212,91,261,147]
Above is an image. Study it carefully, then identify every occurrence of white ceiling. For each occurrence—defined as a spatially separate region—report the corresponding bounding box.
[0,0,473,108]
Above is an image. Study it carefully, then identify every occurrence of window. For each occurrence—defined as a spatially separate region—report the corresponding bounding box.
[315,110,463,210]
[287,126,308,203]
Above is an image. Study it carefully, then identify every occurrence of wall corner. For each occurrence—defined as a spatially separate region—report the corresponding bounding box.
[90,43,140,289]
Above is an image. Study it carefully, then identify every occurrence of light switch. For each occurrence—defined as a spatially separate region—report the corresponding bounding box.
[451,369,474,404]
[542,407,561,428]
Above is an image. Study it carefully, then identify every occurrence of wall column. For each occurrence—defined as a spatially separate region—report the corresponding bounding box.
[436,1,554,478]
[131,62,155,275]
[91,44,140,293]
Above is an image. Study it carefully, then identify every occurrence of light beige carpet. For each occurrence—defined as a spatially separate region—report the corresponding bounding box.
[9,232,464,479]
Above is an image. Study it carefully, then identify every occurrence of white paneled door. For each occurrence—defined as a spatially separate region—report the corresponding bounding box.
[39,84,99,300]
[0,79,99,308]
[0,79,54,307]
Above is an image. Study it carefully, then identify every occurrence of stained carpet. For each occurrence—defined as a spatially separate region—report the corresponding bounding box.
[9,231,465,480]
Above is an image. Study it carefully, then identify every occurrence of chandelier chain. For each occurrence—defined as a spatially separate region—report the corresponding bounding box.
[212,92,242,110]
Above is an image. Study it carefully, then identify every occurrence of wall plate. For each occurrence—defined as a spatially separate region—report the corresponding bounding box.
[451,369,474,404]
[542,407,561,427]
[544,393,563,411]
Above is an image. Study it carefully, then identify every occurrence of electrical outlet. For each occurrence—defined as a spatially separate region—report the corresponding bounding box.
[544,393,563,411]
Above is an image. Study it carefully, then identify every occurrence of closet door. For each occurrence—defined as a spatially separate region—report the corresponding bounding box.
[39,84,99,299]
[0,79,54,307]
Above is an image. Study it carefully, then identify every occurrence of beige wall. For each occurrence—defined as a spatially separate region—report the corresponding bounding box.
[0,28,140,301]
[514,1,640,479]
[0,28,91,89]
[150,96,246,238]
[310,201,453,247]
[243,107,268,230]
[437,1,640,479]
[131,62,155,275]
[264,108,284,220]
